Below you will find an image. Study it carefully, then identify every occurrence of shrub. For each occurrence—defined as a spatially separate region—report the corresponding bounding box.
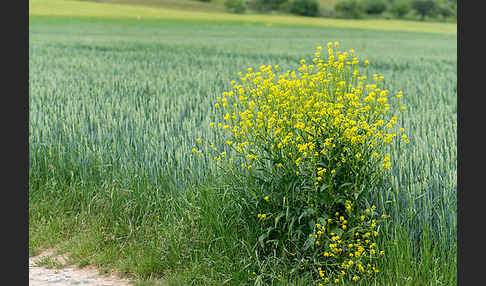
[196,43,408,284]
[437,1,455,21]
[248,0,288,12]
[390,0,411,18]
[411,0,438,20]
[334,0,364,18]
[362,0,387,15]
[290,0,320,17]
[278,0,291,12]
[224,0,247,13]
[319,5,335,17]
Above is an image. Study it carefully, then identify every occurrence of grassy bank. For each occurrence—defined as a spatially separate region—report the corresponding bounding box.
[29,11,456,285]
[30,0,456,34]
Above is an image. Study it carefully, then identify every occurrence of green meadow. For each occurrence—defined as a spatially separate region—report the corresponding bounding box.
[30,0,456,34]
[29,1,456,285]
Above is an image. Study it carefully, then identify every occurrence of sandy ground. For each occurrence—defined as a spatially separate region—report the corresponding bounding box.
[29,249,134,286]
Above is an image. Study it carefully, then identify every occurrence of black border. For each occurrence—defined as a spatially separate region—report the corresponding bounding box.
[24,0,30,284]
[457,0,479,285]
[9,0,29,284]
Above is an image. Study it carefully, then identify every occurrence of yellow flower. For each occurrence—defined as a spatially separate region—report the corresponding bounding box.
[203,47,406,280]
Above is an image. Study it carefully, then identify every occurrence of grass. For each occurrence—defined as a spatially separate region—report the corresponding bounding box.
[78,0,228,12]
[76,0,337,14]
[34,256,65,269]
[76,0,337,12]
[77,0,455,24]
[29,3,456,285]
[29,0,456,34]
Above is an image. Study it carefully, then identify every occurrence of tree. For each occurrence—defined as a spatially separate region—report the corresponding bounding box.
[363,0,387,15]
[411,0,438,21]
[437,0,455,21]
[334,0,365,19]
[390,0,411,18]
[225,0,247,13]
[247,0,288,12]
[290,0,320,17]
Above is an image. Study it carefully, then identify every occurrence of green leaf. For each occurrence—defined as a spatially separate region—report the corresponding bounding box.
[339,182,354,189]
[317,215,330,227]
[335,228,344,237]
[319,191,331,205]
[258,232,269,248]
[274,212,285,227]
[298,208,314,223]
[308,218,316,230]
[303,235,314,251]
[319,183,329,192]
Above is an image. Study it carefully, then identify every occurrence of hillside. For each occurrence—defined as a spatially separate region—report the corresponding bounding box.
[79,0,228,12]
[78,0,337,13]
[30,0,456,34]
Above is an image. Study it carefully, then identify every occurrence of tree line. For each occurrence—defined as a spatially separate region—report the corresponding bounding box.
[196,0,457,22]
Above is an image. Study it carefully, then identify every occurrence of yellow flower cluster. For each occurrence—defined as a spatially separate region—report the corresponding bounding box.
[207,42,407,179]
[257,213,267,220]
[312,207,386,284]
[200,42,404,285]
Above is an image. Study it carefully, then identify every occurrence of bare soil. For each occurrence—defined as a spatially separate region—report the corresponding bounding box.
[29,249,134,286]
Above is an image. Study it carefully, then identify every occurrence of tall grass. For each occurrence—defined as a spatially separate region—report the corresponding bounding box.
[29,17,456,285]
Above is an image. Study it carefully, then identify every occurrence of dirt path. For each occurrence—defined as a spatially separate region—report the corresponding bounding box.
[29,249,134,286]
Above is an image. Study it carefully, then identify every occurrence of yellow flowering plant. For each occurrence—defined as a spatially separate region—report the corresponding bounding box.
[198,42,408,284]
